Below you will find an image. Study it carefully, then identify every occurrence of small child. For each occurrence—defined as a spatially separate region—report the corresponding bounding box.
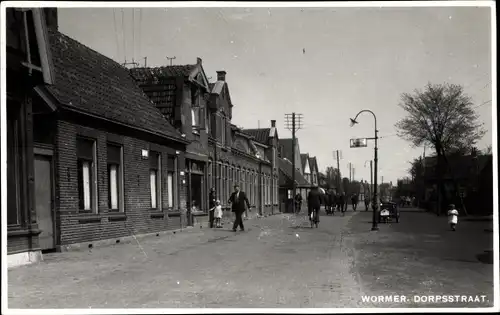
[214,200,223,228]
[447,204,459,231]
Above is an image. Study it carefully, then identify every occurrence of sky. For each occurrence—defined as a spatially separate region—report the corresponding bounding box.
[57,4,493,185]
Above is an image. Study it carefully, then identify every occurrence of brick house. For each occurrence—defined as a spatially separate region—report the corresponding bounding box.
[278,157,310,213]
[205,70,279,217]
[17,25,191,260]
[241,121,280,216]
[278,138,311,209]
[6,8,56,267]
[130,58,211,225]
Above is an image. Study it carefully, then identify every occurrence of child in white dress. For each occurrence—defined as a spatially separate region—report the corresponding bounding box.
[214,200,223,228]
[447,204,459,231]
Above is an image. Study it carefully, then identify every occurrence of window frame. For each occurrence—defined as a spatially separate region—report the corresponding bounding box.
[77,137,98,213]
[107,143,124,212]
[149,151,162,211]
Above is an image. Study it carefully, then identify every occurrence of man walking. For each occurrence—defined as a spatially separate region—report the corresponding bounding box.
[307,185,322,224]
[228,184,251,232]
[209,188,216,228]
[351,193,359,211]
[364,194,370,211]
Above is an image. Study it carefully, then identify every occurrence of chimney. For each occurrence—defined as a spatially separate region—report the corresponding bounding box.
[217,71,226,82]
[271,120,276,128]
[44,8,58,31]
[196,57,202,65]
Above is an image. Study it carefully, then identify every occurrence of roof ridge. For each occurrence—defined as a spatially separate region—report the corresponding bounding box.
[50,29,125,70]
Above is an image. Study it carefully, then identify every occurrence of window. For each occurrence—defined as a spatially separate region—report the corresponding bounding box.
[77,138,97,212]
[107,144,123,211]
[167,157,176,209]
[221,115,226,145]
[150,151,162,210]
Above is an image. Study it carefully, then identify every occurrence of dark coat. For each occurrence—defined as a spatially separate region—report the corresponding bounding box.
[228,191,250,213]
[209,191,216,209]
[307,188,322,209]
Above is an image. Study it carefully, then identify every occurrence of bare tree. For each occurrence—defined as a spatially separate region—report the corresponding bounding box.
[395,83,486,214]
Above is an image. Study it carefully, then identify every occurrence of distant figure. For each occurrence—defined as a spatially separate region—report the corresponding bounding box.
[214,200,223,228]
[447,204,459,231]
[351,194,359,211]
[364,194,370,211]
[303,48,306,54]
[328,190,336,215]
[343,192,349,212]
[295,193,303,213]
[307,185,322,223]
[337,192,346,215]
[209,188,216,228]
[228,184,251,232]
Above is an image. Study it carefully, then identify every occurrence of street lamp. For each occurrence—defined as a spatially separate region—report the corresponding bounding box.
[350,110,379,231]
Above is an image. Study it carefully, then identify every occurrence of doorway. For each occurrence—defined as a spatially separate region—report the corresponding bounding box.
[34,153,55,251]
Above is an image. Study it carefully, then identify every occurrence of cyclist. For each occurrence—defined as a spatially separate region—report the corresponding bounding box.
[307,185,322,224]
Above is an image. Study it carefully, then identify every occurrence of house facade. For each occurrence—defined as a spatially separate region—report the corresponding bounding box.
[278,138,310,211]
[206,71,279,217]
[7,9,194,267]
[6,7,56,266]
[130,59,211,225]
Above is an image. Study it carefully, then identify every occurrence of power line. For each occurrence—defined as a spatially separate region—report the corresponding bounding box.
[121,8,126,63]
[138,8,142,63]
[112,9,120,61]
[132,8,136,63]
[474,100,492,109]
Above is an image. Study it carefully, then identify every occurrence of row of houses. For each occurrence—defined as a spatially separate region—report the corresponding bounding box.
[5,8,323,267]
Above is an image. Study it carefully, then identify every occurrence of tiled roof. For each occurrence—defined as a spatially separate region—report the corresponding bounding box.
[279,138,294,160]
[242,128,271,145]
[279,158,310,187]
[46,30,184,141]
[130,65,197,84]
[309,156,318,172]
[300,154,309,171]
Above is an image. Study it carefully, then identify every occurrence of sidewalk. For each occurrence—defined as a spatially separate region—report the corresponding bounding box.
[347,207,494,308]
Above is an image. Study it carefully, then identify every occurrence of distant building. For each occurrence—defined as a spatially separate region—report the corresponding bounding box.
[423,153,493,215]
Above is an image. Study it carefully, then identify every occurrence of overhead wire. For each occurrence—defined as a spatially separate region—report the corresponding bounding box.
[132,8,136,63]
[121,8,126,63]
[112,8,120,61]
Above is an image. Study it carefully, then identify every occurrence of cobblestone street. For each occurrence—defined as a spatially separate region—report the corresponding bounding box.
[8,210,364,309]
[8,207,495,309]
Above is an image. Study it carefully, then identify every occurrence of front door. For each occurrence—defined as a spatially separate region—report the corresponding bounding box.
[34,154,55,250]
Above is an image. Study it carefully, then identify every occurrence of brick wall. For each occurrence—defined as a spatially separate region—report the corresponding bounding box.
[55,120,188,246]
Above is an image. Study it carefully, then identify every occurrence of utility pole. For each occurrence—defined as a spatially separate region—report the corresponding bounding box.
[370,160,373,203]
[334,150,342,194]
[285,113,303,214]
[166,56,176,66]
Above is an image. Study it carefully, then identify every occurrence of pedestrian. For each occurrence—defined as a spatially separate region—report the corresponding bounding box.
[213,200,223,228]
[364,194,370,211]
[228,184,251,232]
[343,192,349,213]
[208,188,216,228]
[351,193,359,211]
[328,190,336,215]
[338,192,346,215]
[447,204,459,231]
[307,185,322,224]
[295,193,303,213]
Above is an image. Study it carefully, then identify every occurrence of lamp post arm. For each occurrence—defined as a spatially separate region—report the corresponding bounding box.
[353,109,378,135]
